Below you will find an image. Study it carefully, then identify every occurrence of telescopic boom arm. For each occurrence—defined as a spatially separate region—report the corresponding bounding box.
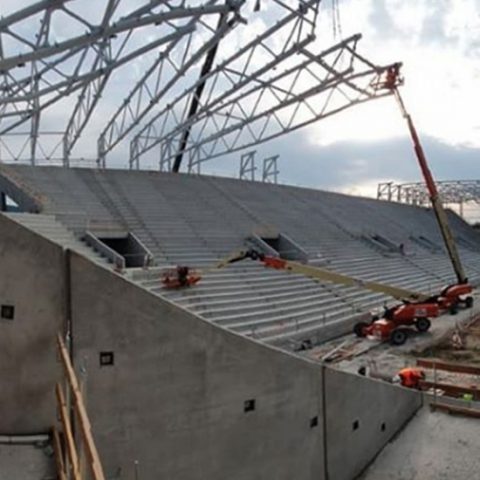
[392,89,467,284]
[222,249,429,302]
[376,64,468,284]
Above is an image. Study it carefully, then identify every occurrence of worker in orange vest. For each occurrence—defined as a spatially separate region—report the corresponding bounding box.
[393,368,426,389]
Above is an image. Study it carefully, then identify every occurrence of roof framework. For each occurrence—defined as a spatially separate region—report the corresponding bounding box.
[0,0,397,170]
[377,180,480,216]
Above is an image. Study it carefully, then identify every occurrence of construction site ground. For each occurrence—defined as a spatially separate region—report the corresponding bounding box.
[306,294,480,480]
[0,442,55,480]
[358,405,480,480]
[307,292,480,383]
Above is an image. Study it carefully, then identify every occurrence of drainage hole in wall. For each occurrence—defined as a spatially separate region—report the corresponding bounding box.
[244,399,256,413]
[310,416,318,428]
[1,305,15,320]
[99,351,114,366]
[381,422,386,432]
[352,420,359,431]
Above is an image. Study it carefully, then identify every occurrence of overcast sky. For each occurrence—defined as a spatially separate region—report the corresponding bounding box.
[204,0,480,203]
[2,0,480,214]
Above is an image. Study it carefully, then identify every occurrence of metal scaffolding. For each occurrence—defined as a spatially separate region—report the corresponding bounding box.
[129,33,397,172]
[0,0,243,165]
[239,151,256,181]
[377,180,480,217]
[262,155,279,184]
[0,0,397,170]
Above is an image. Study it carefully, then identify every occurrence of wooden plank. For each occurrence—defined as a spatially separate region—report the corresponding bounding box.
[51,427,67,480]
[432,402,480,419]
[419,380,480,400]
[417,358,480,375]
[57,333,106,480]
[320,340,349,362]
[55,383,81,480]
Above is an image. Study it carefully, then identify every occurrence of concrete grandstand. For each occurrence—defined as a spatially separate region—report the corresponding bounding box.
[1,164,480,479]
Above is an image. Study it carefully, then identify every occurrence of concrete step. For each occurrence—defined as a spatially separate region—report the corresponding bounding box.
[195,290,337,318]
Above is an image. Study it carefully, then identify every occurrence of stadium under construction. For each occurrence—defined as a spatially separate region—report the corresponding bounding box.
[1,2,480,480]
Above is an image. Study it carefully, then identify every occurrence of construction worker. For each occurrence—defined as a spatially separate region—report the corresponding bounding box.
[358,365,425,388]
[176,266,190,287]
[393,367,426,389]
[383,63,401,90]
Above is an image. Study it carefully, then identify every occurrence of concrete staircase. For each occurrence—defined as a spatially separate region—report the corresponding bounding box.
[6,213,110,266]
[3,165,480,351]
[128,262,367,350]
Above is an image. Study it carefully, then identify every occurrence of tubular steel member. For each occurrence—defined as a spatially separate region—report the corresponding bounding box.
[172,10,230,173]
[375,65,474,311]
[171,248,441,346]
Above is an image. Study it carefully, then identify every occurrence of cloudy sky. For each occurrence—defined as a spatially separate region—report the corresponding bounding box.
[2,0,480,216]
[204,0,480,203]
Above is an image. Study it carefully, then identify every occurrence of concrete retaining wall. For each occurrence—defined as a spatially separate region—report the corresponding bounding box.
[325,369,422,480]
[0,214,64,433]
[0,216,422,477]
[70,253,422,480]
[70,253,325,480]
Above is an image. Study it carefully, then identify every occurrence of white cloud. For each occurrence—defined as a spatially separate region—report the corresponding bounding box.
[2,0,480,193]
[307,0,480,149]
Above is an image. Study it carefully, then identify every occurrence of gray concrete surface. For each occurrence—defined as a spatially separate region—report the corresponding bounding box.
[69,252,421,480]
[3,164,480,350]
[359,406,480,480]
[325,369,421,480]
[0,443,55,480]
[70,252,326,480]
[0,213,64,433]
[1,165,480,479]
[313,294,480,380]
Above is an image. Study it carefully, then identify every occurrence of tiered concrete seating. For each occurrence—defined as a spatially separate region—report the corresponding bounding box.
[2,164,480,350]
[5,213,111,266]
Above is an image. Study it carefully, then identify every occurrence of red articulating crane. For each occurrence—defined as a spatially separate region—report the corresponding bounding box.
[376,64,474,313]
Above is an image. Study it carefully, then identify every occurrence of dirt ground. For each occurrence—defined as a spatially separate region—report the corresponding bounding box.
[305,297,480,387]
[420,316,480,365]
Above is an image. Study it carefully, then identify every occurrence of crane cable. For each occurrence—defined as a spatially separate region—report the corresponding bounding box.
[331,0,342,40]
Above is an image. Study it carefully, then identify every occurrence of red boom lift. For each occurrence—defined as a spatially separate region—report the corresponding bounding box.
[162,66,474,346]
[377,64,474,313]
[171,248,441,346]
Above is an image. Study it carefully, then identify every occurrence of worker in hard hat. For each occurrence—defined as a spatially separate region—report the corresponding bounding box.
[392,367,426,389]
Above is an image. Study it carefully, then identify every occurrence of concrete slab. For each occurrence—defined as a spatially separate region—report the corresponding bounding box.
[359,406,480,480]
[0,443,55,480]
